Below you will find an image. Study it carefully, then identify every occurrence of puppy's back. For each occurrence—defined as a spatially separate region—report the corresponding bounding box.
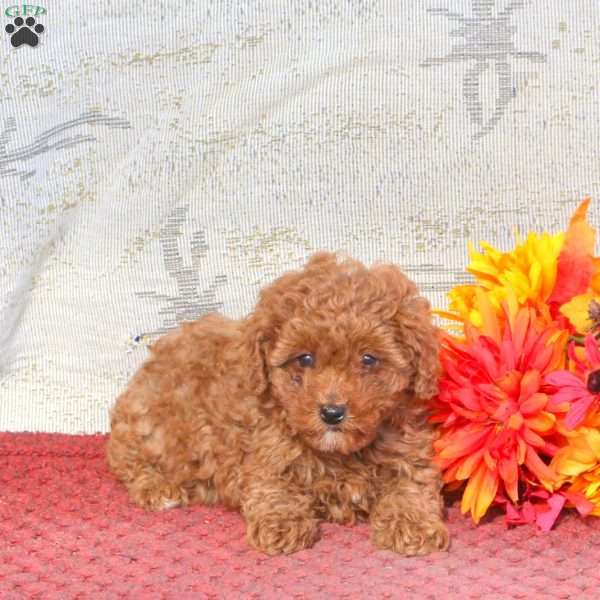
[148,313,242,376]
[107,313,244,480]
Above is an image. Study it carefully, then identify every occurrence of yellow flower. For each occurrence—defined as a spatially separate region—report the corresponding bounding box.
[440,199,597,333]
[469,232,564,305]
[443,285,479,326]
[569,466,600,516]
[560,293,600,333]
[551,418,600,516]
[441,231,564,328]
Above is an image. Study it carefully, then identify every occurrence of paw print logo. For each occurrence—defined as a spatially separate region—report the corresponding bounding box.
[5,16,45,47]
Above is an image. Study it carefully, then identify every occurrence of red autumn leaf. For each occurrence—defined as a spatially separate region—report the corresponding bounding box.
[548,198,595,305]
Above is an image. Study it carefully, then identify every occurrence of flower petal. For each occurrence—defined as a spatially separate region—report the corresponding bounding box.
[545,371,585,388]
[535,494,566,532]
[565,396,596,430]
[548,387,590,408]
[549,198,595,305]
[585,333,600,365]
[437,427,491,460]
[524,412,556,433]
[562,491,595,517]
[519,370,541,402]
[461,462,499,524]
[455,387,483,412]
[455,448,486,481]
[520,392,548,416]
[475,287,501,343]
[521,427,547,448]
[498,456,519,503]
[525,446,558,484]
[560,293,595,333]
[473,467,500,523]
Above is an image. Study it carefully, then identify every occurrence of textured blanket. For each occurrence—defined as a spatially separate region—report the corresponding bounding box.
[2,433,599,599]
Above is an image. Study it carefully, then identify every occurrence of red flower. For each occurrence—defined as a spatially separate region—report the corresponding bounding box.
[433,296,568,523]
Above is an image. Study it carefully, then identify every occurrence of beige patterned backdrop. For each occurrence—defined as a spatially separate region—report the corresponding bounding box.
[0,1,598,433]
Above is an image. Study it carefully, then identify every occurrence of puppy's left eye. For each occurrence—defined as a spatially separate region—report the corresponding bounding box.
[361,354,378,367]
[296,353,315,368]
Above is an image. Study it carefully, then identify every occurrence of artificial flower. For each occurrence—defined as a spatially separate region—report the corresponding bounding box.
[441,199,594,334]
[550,421,600,516]
[550,197,600,332]
[545,334,600,429]
[433,293,568,523]
[567,466,600,516]
[559,293,600,333]
[443,231,564,328]
[433,198,600,528]
[549,198,595,307]
[469,232,564,305]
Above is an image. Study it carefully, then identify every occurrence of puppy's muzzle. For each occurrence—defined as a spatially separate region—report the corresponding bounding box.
[319,404,347,425]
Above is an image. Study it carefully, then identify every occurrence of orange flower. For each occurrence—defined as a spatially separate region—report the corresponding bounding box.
[433,294,569,523]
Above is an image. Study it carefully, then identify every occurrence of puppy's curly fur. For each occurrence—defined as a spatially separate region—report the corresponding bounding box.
[107,252,449,555]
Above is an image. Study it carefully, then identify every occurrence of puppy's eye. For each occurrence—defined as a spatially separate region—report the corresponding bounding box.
[296,353,315,368]
[361,354,378,367]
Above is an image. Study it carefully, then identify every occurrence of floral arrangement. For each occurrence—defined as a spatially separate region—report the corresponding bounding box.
[432,198,600,530]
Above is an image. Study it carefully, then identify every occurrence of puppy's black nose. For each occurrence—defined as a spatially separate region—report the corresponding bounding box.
[320,404,347,425]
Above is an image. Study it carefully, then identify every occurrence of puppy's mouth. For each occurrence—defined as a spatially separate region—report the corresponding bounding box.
[319,428,344,453]
[317,425,372,454]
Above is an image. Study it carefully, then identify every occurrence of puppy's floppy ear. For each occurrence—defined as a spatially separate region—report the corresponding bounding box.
[372,264,441,400]
[241,314,270,395]
[401,297,441,400]
[241,252,341,395]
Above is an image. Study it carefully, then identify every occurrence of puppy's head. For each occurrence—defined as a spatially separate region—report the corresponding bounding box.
[243,252,439,455]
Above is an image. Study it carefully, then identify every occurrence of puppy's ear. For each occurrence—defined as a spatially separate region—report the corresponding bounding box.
[241,252,340,395]
[402,301,441,400]
[372,265,441,399]
[241,314,270,395]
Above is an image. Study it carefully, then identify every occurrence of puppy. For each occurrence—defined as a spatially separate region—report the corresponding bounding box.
[107,252,449,555]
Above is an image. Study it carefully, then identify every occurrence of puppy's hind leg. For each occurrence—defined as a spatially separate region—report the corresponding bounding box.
[107,416,191,511]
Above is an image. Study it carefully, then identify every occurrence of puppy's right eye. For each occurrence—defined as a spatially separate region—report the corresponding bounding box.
[361,354,378,367]
[296,353,315,368]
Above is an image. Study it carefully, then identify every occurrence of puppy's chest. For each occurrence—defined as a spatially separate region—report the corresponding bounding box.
[288,456,394,521]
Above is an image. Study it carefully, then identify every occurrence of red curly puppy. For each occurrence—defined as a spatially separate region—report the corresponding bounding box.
[107,252,449,555]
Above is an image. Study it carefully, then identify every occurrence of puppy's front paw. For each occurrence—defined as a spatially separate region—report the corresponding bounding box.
[246,513,320,555]
[372,517,449,556]
[128,478,187,511]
